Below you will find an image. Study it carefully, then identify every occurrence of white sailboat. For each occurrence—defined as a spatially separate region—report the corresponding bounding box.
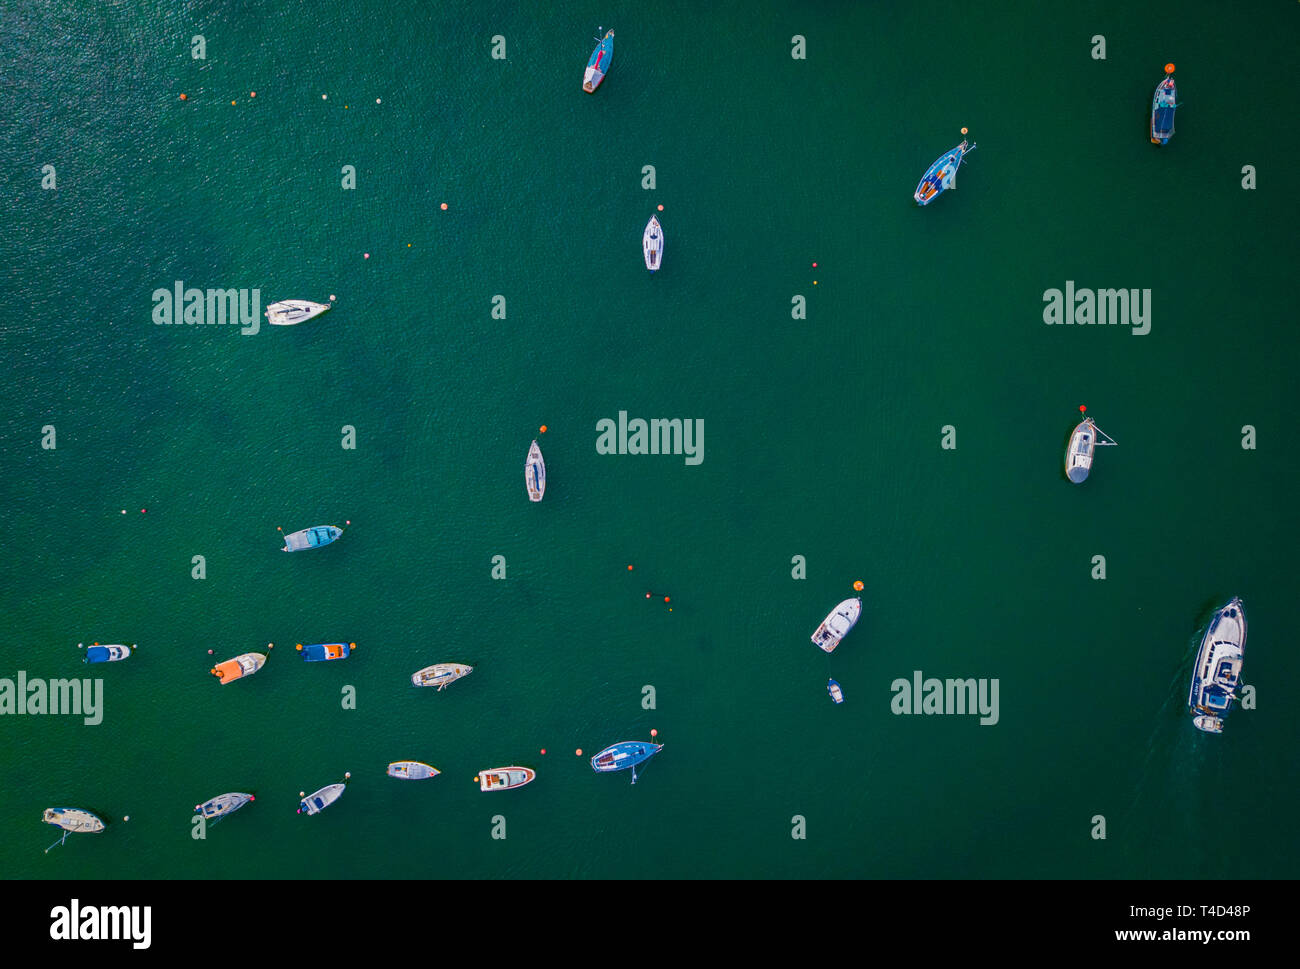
[526,440,546,502]
[411,663,473,690]
[1065,417,1117,483]
[643,216,663,272]
[265,299,331,326]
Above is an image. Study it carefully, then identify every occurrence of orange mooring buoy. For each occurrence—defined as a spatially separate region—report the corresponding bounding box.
[1165,63,1175,74]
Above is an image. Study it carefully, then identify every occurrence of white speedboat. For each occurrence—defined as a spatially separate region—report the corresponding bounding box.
[643,216,663,272]
[298,783,345,815]
[411,663,473,690]
[525,440,546,502]
[387,761,440,780]
[1188,597,1247,734]
[811,597,862,653]
[478,767,535,791]
[265,299,331,326]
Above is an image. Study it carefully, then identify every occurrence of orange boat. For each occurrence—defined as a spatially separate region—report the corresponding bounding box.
[210,652,267,684]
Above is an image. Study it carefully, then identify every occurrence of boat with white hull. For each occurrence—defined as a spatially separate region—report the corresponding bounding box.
[526,440,546,502]
[1188,597,1246,734]
[298,782,346,815]
[811,597,861,653]
[411,663,472,690]
[84,643,133,663]
[195,792,255,822]
[478,767,535,791]
[1065,416,1116,483]
[42,808,104,851]
[643,216,663,272]
[265,299,331,326]
[387,761,440,780]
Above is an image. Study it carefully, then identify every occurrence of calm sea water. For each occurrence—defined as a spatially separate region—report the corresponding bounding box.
[1,1,1296,879]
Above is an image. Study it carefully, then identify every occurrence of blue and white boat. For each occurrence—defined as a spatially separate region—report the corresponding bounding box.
[526,440,546,502]
[297,642,354,662]
[590,741,662,784]
[298,777,348,815]
[195,792,254,823]
[583,30,614,93]
[827,679,844,704]
[84,643,133,663]
[914,137,976,205]
[643,216,663,272]
[1151,69,1178,145]
[282,525,343,552]
[1188,598,1246,734]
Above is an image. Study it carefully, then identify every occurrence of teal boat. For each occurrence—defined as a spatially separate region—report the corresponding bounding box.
[583,30,614,93]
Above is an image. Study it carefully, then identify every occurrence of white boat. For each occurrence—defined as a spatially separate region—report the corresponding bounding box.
[210,652,267,684]
[43,808,105,833]
[478,767,535,791]
[411,663,473,690]
[643,216,663,272]
[195,792,254,822]
[1065,417,1116,483]
[298,783,345,815]
[265,299,331,326]
[1188,597,1247,734]
[811,597,862,653]
[525,440,546,502]
[387,761,440,780]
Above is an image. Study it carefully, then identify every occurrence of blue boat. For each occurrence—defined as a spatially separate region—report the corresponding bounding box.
[583,30,614,93]
[827,678,844,704]
[590,741,662,784]
[297,642,354,662]
[282,525,343,552]
[914,137,976,205]
[84,643,132,663]
[1151,68,1178,145]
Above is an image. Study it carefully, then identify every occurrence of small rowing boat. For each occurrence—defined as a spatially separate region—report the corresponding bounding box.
[298,779,347,816]
[914,137,976,205]
[525,440,546,502]
[812,598,862,653]
[282,525,343,552]
[591,741,662,783]
[42,808,104,852]
[1065,416,1116,483]
[297,642,354,662]
[478,767,535,791]
[1151,66,1178,145]
[583,30,614,93]
[265,299,331,326]
[387,761,440,780]
[84,643,133,663]
[210,652,266,684]
[827,678,844,704]
[643,216,663,272]
[1188,597,1246,734]
[195,792,254,823]
[411,663,473,690]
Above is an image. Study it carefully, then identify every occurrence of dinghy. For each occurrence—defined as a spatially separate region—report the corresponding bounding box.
[84,643,133,663]
[525,440,546,502]
[195,792,254,822]
[282,525,343,552]
[297,642,354,662]
[210,652,266,684]
[811,598,862,653]
[1151,67,1178,145]
[42,808,104,851]
[914,138,976,205]
[411,663,472,690]
[827,678,844,704]
[1065,417,1116,483]
[387,761,440,780]
[583,30,614,93]
[477,767,536,791]
[590,741,662,783]
[643,216,663,272]
[265,299,331,326]
[1188,597,1246,734]
[298,781,346,815]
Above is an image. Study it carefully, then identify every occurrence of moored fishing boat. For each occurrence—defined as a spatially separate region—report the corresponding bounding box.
[265,299,331,326]
[282,525,343,552]
[643,216,663,272]
[827,678,844,704]
[914,134,976,205]
[525,440,546,502]
[811,598,861,653]
[477,767,536,791]
[387,761,440,780]
[411,663,472,690]
[298,773,349,815]
[591,741,662,783]
[297,642,354,662]
[583,30,614,93]
[1188,597,1246,734]
[210,652,267,684]
[1151,65,1178,145]
[195,792,255,822]
[83,643,133,663]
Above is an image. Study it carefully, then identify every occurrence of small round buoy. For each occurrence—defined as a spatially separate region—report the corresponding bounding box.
[440,203,448,210]
[657,204,664,211]
[664,596,670,603]
[296,644,303,651]
[812,262,818,268]
[1079,404,1087,413]
[231,100,236,106]
[268,642,274,649]
[473,776,479,783]
[344,771,351,779]
[539,425,547,433]
[627,565,634,571]
[853,580,864,591]
[961,127,968,135]
[346,520,351,525]
[575,749,583,756]
[277,526,282,531]
[813,280,818,285]
[249,795,255,801]
[650,729,658,737]
[645,592,652,599]
[207,649,213,655]
[123,816,129,822]
[299,791,305,797]
[250,91,256,98]
[121,510,126,514]
[78,643,83,649]
[141,508,146,513]
[322,94,328,100]
[349,642,355,648]
[1165,63,1175,74]
[376,98,382,104]
[364,252,370,259]
[540,748,546,755]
